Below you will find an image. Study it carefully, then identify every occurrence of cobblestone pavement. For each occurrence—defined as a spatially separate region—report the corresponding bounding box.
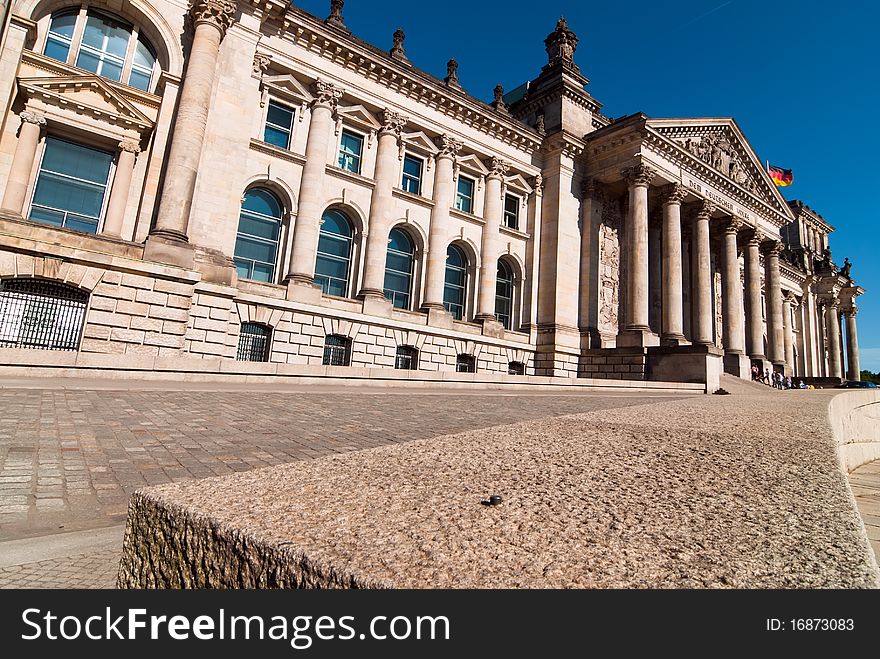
[0,380,680,588]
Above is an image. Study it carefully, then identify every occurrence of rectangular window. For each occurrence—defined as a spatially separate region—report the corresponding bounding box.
[76,11,130,82]
[323,335,351,366]
[338,129,363,174]
[503,193,520,230]
[264,100,295,150]
[455,176,475,213]
[30,137,113,235]
[401,154,423,195]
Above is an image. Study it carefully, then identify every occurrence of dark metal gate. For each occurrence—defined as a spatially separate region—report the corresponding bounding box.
[0,278,88,350]
[236,322,271,362]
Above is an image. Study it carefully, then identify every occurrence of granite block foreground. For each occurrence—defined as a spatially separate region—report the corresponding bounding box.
[117,392,880,588]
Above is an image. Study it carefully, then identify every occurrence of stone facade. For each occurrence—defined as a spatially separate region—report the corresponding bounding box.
[0,2,864,386]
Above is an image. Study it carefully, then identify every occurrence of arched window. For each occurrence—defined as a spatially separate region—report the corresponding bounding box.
[236,322,271,362]
[44,8,160,92]
[0,279,88,351]
[495,259,514,330]
[395,345,418,370]
[234,189,283,283]
[315,210,354,297]
[508,361,525,375]
[383,228,415,310]
[323,334,351,366]
[443,244,467,320]
[456,353,476,373]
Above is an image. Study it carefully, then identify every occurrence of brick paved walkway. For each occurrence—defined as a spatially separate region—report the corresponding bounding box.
[0,379,679,587]
[849,459,880,561]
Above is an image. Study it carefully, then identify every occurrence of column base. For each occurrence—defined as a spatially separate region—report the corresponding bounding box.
[660,333,688,347]
[423,306,454,329]
[723,352,751,379]
[0,208,24,221]
[285,279,322,304]
[143,234,195,270]
[479,318,505,338]
[616,327,660,347]
[361,294,394,318]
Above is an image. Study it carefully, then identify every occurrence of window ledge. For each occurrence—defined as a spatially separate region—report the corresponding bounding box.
[500,225,531,240]
[449,208,485,226]
[325,165,376,189]
[249,139,307,165]
[392,188,434,209]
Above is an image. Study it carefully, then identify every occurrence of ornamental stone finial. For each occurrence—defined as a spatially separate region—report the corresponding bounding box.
[444,58,461,89]
[661,183,686,205]
[435,134,463,159]
[390,27,408,61]
[492,84,507,112]
[188,0,236,38]
[19,110,46,126]
[487,157,509,179]
[380,108,408,137]
[544,16,579,70]
[326,0,345,29]
[119,139,142,154]
[622,163,656,188]
[312,79,343,109]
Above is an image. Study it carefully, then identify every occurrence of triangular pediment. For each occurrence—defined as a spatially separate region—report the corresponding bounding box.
[336,104,380,130]
[261,74,314,104]
[401,130,438,154]
[504,173,533,194]
[456,153,488,175]
[646,118,791,216]
[17,75,152,129]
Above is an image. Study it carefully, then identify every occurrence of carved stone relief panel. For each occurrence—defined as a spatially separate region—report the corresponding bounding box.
[598,195,623,338]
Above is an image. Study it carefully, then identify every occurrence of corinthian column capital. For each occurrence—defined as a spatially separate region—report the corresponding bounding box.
[487,157,509,180]
[725,216,744,234]
[189,0,236,37]
[661,183,686,205]
[622,162,657,188]
[435,134,463,159]
[696,199,716,219]
[379,108,408,137]
[312,79,343,109]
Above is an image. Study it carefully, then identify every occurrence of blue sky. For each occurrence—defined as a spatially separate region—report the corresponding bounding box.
[297,0,880,370]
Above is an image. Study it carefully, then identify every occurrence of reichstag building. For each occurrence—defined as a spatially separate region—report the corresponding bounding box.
[0,0,865,388]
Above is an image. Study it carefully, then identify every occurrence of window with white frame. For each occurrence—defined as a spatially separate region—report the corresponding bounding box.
[455,175,475,213]
[29,137,113,235]
[503,193,520,230]
[43,7,160,93]
[401,154,423,195]
[337,129,364,174]
[263,101,295,150]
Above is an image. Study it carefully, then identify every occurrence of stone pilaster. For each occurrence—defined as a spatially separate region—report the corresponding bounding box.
[763,241,785,367]
[422,135,461,312]
[1,111,45,216]
[825,298,843,379]
[102,139,141,238]
[150,0,236,244]
[660,184,686,344]
[844,308,860,381]
[285,80,343,288]
[475,157,509,322]
[617,163,658,347]
[358,109,407,299]
[690,200,715,346]
[744,234,764,360]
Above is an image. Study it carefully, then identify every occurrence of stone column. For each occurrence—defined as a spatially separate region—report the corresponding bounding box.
[422,135,461,311]
[101,139,141,238]
[285,81,343,284]
[690,200,715,346]
[476,157,509,321]
[763,241,785,367]
[358,109,407,298]
[782,292,795,374]
[744,234,764,360]
[660,183,686,344]
[151,0,235,242]
[845,309,861,380]
[619,163,656,345]
[720,217,745,355]
[1,111,45,215]
[825,299,843,378]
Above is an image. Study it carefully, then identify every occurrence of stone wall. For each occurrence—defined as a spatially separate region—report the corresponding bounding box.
[580,347,647,380]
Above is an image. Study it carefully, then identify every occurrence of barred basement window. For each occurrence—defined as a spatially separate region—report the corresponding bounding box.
[323,334,351,366]
[236,322,271,362]
[395,345,418,370]
[508,361,525,375]
[0,278,88,350]
[456,353,476,373]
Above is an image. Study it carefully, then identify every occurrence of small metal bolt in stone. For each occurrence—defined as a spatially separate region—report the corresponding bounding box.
[481,495,503,506]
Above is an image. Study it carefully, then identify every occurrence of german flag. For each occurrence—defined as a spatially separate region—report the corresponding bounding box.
[767,164,794,187]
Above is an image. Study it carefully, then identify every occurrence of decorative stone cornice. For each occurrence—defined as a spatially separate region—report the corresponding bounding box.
[118,139,141,154]
[189,0,236,38]
[379,108,407,137]
[312,79,343,109]
[661,183,686,205]
[487,157,509,179]
[435,134,463,159]
[19,110,46,126]
[622,163,656,188]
